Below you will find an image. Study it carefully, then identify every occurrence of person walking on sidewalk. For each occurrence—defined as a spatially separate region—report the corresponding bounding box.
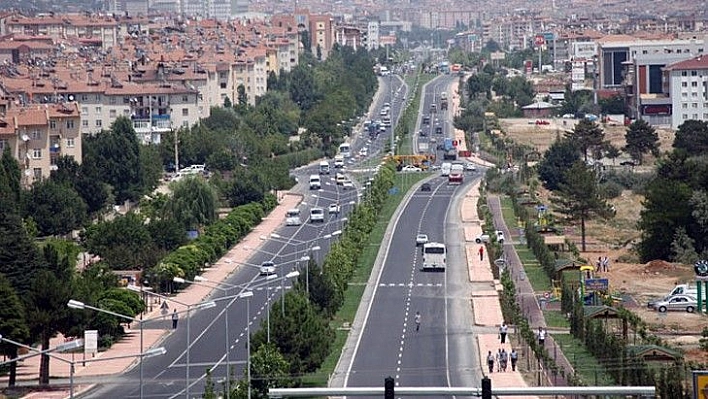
[500,349,508,372]
[172,309,179,329]
[537,327,546,347]
[486,351,495,373]
[478,246,484,261]
[499,322,508,344]
[510,348,518,371]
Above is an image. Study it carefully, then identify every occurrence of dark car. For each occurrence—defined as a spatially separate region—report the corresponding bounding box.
[435,125,443,134]
[422,116,430,125]
[421,183,432,192]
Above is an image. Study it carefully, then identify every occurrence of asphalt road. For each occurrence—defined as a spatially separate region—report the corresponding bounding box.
[82,76,408,398]
[415,75,458,160]
[341,74,484,397]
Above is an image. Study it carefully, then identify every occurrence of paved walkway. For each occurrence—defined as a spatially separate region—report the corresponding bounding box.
[459,181,538,399]
[5,192,303,398]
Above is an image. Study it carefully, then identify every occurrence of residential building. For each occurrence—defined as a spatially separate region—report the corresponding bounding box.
[666,55,708,129]
[366,20,380,51]
[0,103,81,186]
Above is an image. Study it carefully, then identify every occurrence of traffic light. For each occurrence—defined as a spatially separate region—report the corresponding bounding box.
[481,376,492,399]
[384,376,394,399]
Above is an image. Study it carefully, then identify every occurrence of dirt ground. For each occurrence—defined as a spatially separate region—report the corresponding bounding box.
[500,118,708,364]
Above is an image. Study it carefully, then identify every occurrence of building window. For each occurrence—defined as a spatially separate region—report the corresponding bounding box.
[182,108,189,116]
[31,130,41,140]
[81,107,88,115]
[95,95,101,102]
[182,120,189,127]
[32,148,42,159]
[693,114,699,119]
[50,120,56,129]
[66,138,75,148]
[67,120,75,129]
[682,82,688,87]
[109,109,117,118]
[693,103,699,108]
[683,114,688,119]
[123,109,130,116]
[220,82,227,89]
[82,120,89,127]
[109,96,116,104]
[692,81,698,87]
[0,139,7,151]
[182,95,189,102]
[33,168,42,180]
[691,70,698,76]
[95,120,102,127]
[81,94,88,101]
[95,107,102,114]
[683,103,688,109]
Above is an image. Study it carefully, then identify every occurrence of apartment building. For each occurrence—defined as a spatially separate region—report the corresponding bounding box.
[666,55,708,129]
[0,103,81,186]
[4,14,119,50]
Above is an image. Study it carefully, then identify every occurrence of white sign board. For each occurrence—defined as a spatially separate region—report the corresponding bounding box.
[84,330,98,355]
[573,42,597,59]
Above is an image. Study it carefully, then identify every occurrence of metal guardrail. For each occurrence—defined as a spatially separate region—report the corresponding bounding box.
[268,386,656,397]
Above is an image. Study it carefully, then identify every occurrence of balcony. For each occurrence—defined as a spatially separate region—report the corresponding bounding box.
[133,117,172,145]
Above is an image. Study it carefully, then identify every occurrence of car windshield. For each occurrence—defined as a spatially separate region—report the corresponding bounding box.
[424,247,445,254]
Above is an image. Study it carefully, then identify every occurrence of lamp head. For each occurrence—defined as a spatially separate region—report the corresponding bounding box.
[67,299,85,309]
[173,277,186,284]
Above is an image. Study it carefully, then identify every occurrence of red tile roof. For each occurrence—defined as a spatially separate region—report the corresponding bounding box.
[666,55,708,71]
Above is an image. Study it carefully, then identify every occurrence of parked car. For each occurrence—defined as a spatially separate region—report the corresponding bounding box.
[401,165,422,172]
[421,182,432,192]
[495,230,506,244]
[652,294,697,313]
[475,233,490,244]
[416,234,429,246]
[259,261,276,276]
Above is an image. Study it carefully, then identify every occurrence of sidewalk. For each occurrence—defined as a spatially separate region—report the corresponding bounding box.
[459,182,538,399]
[6,192,303,398]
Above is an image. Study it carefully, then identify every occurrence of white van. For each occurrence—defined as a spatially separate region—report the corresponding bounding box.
[309,175,321,190]
[319,161,330,175]
[334,155,345,168]
[440,162,452,177]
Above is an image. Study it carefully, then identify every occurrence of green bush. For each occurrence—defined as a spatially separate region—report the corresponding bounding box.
[599,181,623,199]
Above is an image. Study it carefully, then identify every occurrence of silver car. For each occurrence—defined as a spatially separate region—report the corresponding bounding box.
[652,294,698,313]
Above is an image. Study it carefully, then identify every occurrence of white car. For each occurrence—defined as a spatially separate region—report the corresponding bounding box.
[328,204,340,214]
[359,148,368,157]
[652,294,698,313]
[496,230,506,244]
[310,207,325,223]
[401,165,422,172]
[475,233,490,244]
[342,180,354,190]
[416,234,429,246]
[259,261,276,276]
[464,162,477,171]
[286,216,302,226]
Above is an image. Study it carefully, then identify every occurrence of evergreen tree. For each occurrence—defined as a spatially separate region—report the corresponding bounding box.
[564,119,604,162]
[551,161,614,251]
[624,119,660,164]
[0,274,29,387]
[537,137,581,190]
[673,119,708,156]
[23,179,88,236]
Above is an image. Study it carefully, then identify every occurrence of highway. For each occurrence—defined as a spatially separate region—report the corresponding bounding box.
[83,76,408,398]
[340,74,484,397]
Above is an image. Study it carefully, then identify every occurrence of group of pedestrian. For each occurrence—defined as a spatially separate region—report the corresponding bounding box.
[487,322,518,373]
[595,256,610,272]
[487,347,518,373]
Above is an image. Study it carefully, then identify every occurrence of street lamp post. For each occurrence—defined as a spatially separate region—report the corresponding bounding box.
[173,277,255,397]
[125,288,216,399]
[67,299,149,399]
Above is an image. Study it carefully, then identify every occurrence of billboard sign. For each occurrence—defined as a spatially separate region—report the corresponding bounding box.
[573,42,597,59]
[534,35,546,47]
[585,278,609,292]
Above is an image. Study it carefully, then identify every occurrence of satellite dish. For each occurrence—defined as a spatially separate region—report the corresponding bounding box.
[67,94,75,101]
[24,169,32,176]
[50,165,58,171]
[21,134,30,142]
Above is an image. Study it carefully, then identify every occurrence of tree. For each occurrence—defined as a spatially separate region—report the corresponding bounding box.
[673,119,708,156]
[82,213,157,270]
[229,342,293,399]
[166,177,218,230]
[551,161,614,251]
[0,201,41,296]
[1,147,22,206]
[0,274,29,387]
[624,119,660,164]
[82,116,145,203]
[223,96,233,108]
[289,64,319,111]
[670,227,698,264]
[564,119,604,162]
[23,179,88,236]
[237,84,248,107]
[559,88,594,117]
[599,94,625,114]
[300,30,312,53]
[537,138,581,190]
[26,243,74,385]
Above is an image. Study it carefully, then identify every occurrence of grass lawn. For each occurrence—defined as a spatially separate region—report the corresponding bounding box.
[303,172,428,387]
[397,74,435,155]
[552,334,616,386]
[516,247,552,293]
[543,310,570,329]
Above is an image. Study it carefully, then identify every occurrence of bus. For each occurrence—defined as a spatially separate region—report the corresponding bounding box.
[422,242,446,271]
[339,143,352,158]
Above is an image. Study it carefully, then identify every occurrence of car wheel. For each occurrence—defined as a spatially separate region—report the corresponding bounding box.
[687,306,695,313]
[475,238,481,243]
[658,306,667,313]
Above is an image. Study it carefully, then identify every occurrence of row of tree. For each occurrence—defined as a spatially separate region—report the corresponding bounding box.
[202,163,397,398]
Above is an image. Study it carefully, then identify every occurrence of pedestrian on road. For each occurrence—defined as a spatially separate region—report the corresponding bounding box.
[487,351,495,373]
[537,327,546,347]
[478,246,484,261]
[414,311,421,332]
[510,349,518,371]
[172,309,179,329]
[499,322,508,344]
[602,256,609,272]
[596,257,602,272]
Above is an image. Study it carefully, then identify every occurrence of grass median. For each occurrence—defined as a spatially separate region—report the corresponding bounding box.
[302,172,430,387]
[396,73,435,155]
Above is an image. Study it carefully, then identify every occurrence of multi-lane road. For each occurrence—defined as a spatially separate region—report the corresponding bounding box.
[83,76,408,398]
[337,74,485,396]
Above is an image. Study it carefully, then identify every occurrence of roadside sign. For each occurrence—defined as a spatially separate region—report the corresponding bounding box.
[585,278,609,292]
[84,330,98,355]
[534,35,546,47]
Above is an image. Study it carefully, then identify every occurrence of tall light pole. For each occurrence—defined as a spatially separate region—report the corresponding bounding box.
[173,277,255,397]
[125,287,216,398]
[67,299,150,399]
